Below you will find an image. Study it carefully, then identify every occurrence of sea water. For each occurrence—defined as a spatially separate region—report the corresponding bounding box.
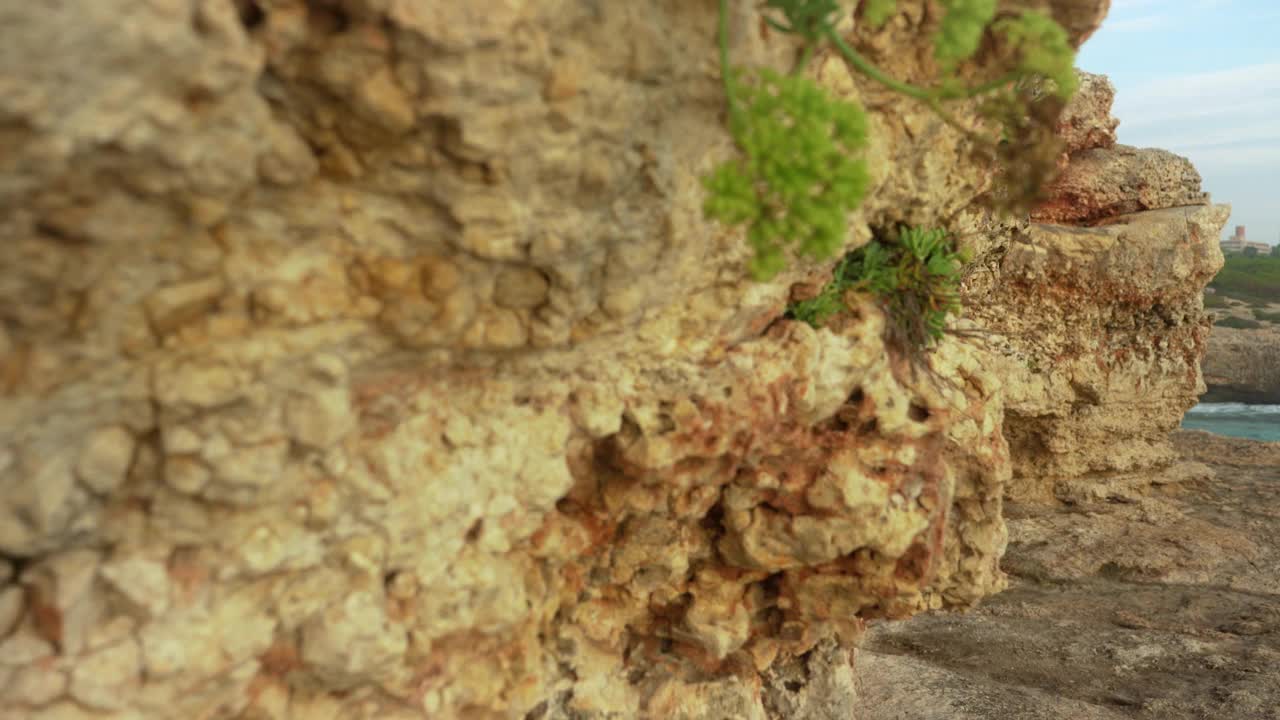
[1181,403,1280,442]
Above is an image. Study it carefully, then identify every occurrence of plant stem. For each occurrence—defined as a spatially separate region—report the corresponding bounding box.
[962,72,1019,98]
[822,26,933,101]
[821,24,997,146]
[793,42,816,76]
[822,26,1016,102]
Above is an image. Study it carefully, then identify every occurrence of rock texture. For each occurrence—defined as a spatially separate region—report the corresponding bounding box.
[1052,71,1119,164]
[856,431,1280,720]
[0,0,1221,717]
[1032,145,1210,225]
[961,70,1229,502]
[0,1,1077,717]
[1201,326,1280,403]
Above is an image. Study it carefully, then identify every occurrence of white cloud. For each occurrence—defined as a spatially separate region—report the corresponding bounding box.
[1184,144,1280,169]
[1129,120,1280,151]
[1082,2,1277,240]
[1117,96,1280,129]
[1119,62,1280,103]
[1111,62,1280,154]
[1105,62,1280,197]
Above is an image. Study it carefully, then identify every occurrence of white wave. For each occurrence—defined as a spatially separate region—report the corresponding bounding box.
[1185,403,1280,416]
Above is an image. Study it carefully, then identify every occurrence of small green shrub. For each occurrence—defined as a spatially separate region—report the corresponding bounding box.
[787,253,861,328]
[703,0,1076,279]
[703,69,870,280]
[1251,308,1280,324]
[1208,254,1280,306]
[1215,316,1263,330]
[787,227,966,350]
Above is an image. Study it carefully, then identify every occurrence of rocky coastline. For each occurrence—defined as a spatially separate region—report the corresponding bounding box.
[850,65,1280,720]
[1202,325,1280,404]
[0,1,1262,718]
[857,430,1280,720]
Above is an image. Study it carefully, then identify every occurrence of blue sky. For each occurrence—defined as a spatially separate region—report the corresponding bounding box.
[1076,0,1280,245]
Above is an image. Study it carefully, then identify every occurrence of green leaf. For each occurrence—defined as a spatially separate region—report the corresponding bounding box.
[762,0,843,42]
[703,68,871,277]
[994,10,1078,99]
[861,0,897,28]
[702,163,760,225]
[788,227,967,347]
[706,0,1074,282]
[934,0,998,69]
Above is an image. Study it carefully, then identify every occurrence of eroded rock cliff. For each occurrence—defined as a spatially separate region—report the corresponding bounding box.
[0,1,1217,719]
[960,71,1228,502]
[850,76,1251,720]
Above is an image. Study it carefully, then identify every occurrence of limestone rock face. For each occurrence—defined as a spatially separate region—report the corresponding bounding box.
[0,0,1070,717]
[1054,71,1119,158]
[1052,0,1113,45]
[1032,145,1211,225]
[964,70,1228,502]
[1202,327,1280,403]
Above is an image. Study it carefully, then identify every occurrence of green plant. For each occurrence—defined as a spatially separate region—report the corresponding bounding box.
[702,69,871,280]
[1202,293,1228,309]
[861,0,897,28]
[787,252,861,328]
[703,0,1077,279]
[1251,308,1280,324]
[787,227,966,350]
[1215,316,1263,330]
[1209,254,1280,306]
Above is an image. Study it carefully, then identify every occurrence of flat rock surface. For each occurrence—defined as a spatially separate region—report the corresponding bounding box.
[857,430,1280,720]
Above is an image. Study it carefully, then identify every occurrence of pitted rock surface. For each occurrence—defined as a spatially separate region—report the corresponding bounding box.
[962,71,1228,502]
[0,1,1223,718]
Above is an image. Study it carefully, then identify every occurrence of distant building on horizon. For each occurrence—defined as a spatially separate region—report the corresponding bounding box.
[1220,225,1271,254]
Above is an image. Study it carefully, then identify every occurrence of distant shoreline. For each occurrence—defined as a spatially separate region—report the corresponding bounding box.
[1182,402,1280,442]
